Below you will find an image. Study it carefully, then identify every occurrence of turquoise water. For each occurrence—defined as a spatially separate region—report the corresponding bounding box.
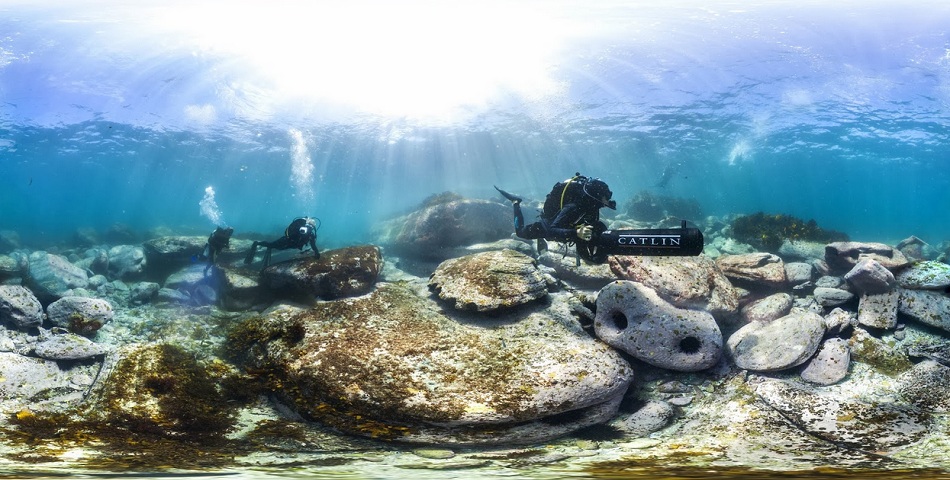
[2,1,950,478]
[3,0,948,247]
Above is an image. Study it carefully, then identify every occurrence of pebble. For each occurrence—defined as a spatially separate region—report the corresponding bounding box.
[411,448,456,460]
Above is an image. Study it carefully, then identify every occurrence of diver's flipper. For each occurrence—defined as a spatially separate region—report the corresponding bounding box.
[494,185,523,203]
[243,244,257,265]
[537,238,548,255]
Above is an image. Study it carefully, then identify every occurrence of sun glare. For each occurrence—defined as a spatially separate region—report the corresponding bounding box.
[153,1,570,120]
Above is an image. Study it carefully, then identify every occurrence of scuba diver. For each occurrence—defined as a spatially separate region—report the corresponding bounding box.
[243,217,320,270]
[200,226,234,273]
[496,173,616,264]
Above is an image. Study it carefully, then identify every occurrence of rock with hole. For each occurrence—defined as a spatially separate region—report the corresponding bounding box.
[593,280,722,372]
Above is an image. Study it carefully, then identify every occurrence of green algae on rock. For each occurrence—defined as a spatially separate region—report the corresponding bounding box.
[227,282,633,445]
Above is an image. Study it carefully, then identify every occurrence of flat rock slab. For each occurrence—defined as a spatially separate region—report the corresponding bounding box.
[752,377,929,452]
[429,249,549,312]
[727,309,826,372]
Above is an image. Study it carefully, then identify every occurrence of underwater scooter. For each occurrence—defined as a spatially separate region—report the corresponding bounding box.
[572,220,704,264]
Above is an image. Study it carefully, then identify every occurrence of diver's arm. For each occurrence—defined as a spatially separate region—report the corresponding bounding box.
[309,236,320,258]
[544,204,587,241]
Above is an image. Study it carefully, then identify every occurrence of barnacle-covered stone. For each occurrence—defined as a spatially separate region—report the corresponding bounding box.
[428,249,549,312]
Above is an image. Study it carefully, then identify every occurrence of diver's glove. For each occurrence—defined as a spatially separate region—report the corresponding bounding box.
[575,224,593,241]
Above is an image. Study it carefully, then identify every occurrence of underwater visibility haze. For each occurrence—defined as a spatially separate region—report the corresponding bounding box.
[5,1,950,479]
[2,0,948,245]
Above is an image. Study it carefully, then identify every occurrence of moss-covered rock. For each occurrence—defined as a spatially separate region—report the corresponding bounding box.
[227,282,633,445]
[731,212,848,253]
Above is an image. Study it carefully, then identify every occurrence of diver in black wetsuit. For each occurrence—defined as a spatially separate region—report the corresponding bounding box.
[201,226,234,273]
[495,173,616,263]
[243,217,320,269]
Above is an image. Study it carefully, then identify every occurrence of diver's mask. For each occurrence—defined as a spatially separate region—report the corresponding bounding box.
[298,226,309,236]
[583,178,616,210]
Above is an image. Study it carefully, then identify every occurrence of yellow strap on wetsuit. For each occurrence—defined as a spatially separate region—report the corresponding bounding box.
[559,176,579,210]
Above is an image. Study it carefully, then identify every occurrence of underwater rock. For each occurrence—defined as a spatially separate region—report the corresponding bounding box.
[33,331,109,360]
[46,296,114,336]
[843,258,896,294]
[898,289,950,333]
[538,249,616,290]
[778,240,827,261]
[260,245,381,301]
[0,351,83,412]
[856,290,899,330]
[848,327,913,376]
[230,282,632,445]
[0,254,24,281]
[608,255,739,322]
[740,293,793,324]
[0,230,21,253]
[106,245,146,280]
[823,307,855,336]
[26,251,89,302]
[727,309,825,372]
[143,235,254,279]
[163,263,218,306]
[895,235,936,262]
[428,249,550,312]
[594,280,722,372]
[129,281,160,305]
[813,287,854,307]
[752,376,929,452]
[896,260,950,290]
[799,337,850,385]
[216,267,264,311]
[381,199,511,260]
[715,253,787,289]
[85,343,236,440]
[784,261,815,284]
[610,399,675,437]
[0,285,44,330]
[896,360,950,413]
[824,242,910,273]
[76,248,109,277]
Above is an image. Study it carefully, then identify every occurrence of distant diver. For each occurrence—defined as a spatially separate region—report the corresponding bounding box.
[655,162,678,189]
[496,173,704,264]
[244,217,320,270]
[496,173,616,264]
[200,226,234,274]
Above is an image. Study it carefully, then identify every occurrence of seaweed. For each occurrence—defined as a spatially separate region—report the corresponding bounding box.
[731,212,849,252]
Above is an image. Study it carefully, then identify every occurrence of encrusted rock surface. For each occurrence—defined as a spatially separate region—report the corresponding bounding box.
[260,245,382,301]
[233,282,633,445]
[428,249,550,312]
[608,255,739,321]
[715,252,787,289]
[0,285,44,330]
[46,296,114,336]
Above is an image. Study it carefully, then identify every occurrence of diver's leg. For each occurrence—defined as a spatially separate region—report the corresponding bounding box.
[261,247,273,269]
[244,241,260,264]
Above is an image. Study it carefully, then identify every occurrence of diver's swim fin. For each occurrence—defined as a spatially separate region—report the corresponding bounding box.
[494,185,522,203]
[537,238,548,255]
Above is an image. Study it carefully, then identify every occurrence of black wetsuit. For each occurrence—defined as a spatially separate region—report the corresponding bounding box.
[244,218,319,269]
[513,201,604,243]
[203,226,233,274]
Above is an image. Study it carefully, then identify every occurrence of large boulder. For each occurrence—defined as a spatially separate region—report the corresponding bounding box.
[428,249,550,312]
[26,252,89,302]
[594,280,722,372]
[380,199,511,260]
[896,261,950,290]
[0,285,44,330]
[46,296,114,336]
[143,235,253,279]
[715,253,787,289]
[106,245,147,280]
[824,242,910,273]
[727,309,826,372]
[229,283,633,445]
[752,377,928,452]
[260,245,382,301]
[608,255,739,322]
[898,289,950,333]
